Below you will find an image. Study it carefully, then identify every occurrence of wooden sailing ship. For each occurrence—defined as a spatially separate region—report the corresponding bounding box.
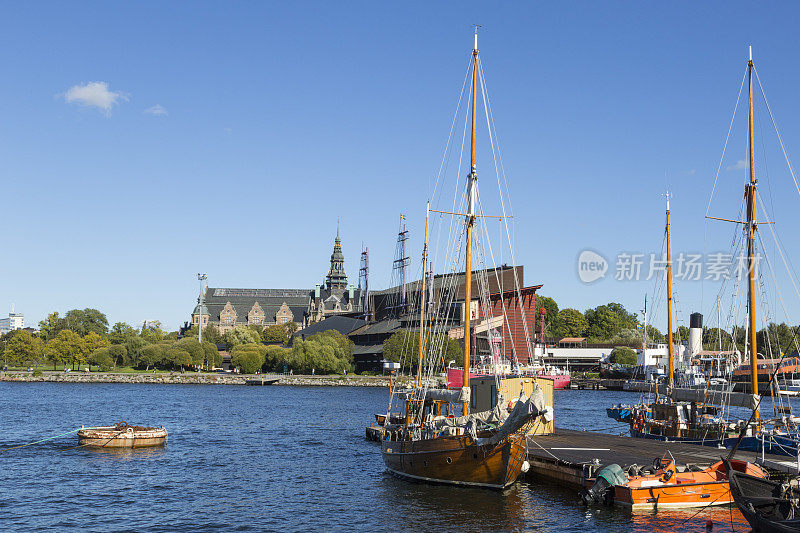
[379,30,549,489]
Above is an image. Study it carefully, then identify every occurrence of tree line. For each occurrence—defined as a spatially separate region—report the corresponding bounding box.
[0,308,353,375]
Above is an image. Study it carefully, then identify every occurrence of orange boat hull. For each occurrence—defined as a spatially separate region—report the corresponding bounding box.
[614,459,766,510]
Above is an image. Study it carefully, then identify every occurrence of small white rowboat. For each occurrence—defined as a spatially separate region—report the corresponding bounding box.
[77,421,167,448]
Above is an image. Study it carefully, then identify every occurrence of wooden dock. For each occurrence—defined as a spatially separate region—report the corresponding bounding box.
[524,428,793,487]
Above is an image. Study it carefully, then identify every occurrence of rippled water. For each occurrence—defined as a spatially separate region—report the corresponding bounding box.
[1,383,752,532]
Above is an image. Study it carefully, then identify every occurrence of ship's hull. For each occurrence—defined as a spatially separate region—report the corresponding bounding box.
[381,434,527,489]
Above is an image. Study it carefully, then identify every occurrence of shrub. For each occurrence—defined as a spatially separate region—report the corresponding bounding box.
[230,343,267,374]
[609,346,637,366]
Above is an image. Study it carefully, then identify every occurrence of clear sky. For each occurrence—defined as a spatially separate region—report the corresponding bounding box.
[2,1,800,333]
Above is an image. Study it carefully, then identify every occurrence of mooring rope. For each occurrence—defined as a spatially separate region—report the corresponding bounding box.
[0,426,102,453]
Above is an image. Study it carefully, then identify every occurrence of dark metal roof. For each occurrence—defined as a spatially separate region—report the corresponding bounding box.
[293,316,368,338]
[200,287,310,322]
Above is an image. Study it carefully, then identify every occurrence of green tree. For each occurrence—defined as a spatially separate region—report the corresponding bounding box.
[225,325,262,349]
[200,324,223,345]
[533,295,559,337]
[178,338,205,368]
[550,308,588,338]
[165,347,192,370]
[202,341,222,370]
[63,308,109,336]
[83,331,110,355]
[262,324,289,344]
[265,345,291,372]
[230,343,267,374]
[609,346,637,366]
[4,331,44,368]
[108,345,127,367]
[585,302,638,341]
[89,347,114,371]
[139,344,163,371]
[38,312,64,341]
[45,330,86,370]
[140,325,166,344]
[382,331,459,372]
[285,322,299,335]
[109,322,137,344]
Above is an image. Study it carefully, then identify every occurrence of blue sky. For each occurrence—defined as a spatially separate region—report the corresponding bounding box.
[2,2,800,332]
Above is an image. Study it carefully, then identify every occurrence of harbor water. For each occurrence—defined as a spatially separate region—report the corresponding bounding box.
[1,383,752,532]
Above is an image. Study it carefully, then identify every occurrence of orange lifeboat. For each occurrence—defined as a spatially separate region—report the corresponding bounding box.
[613,456,768,510]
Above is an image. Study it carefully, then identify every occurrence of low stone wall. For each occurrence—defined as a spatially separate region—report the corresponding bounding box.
[0,372,401,387]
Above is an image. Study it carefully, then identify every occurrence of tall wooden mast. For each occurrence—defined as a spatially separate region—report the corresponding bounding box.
[666,192,675,391]
[462,28,479,416]
[746,46,760,419]
[415,203,430,391]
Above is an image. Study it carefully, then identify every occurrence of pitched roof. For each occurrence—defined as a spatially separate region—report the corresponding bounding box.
[293,315,368,338]
[201,287,310,323]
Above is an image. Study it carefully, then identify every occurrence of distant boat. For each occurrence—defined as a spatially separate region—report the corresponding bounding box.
[78,421,167,448]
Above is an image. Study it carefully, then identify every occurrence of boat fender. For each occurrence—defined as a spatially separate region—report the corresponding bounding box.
[521,460,530,473]
[542,406,554,423]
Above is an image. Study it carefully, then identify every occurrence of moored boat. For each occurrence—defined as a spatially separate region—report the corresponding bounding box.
[77,421,167,448]
[725,458,800,532]
[615,457,766,510]
[584,455,767,510]
[378,29,552,490]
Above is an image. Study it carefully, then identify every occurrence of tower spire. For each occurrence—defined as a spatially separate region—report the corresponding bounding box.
[326,223,348,291]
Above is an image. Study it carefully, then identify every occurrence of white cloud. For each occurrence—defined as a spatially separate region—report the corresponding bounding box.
[64,81,127,114]
[144,104,168,116]
[727,159,747,171]
[685,169,696,175]
[223,127,232,135]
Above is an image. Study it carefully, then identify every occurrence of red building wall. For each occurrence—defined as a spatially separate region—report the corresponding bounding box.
[481,285,540,366]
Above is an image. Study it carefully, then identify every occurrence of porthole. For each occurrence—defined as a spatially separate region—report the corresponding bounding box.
[446,457,453,464]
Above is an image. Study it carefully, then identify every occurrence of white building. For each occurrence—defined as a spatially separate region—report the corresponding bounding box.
[0,307,24,335]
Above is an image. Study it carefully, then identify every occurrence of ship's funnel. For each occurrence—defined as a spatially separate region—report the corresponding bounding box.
[689,312,703,357]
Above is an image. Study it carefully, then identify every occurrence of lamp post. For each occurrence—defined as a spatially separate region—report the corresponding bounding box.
[197,273,207,344]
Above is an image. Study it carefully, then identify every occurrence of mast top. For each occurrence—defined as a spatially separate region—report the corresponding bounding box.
[473,24,481,52]
[663,190,672,211]
[749,45,752,62]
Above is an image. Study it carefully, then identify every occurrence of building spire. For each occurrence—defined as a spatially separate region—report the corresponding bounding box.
[326,223,348,291]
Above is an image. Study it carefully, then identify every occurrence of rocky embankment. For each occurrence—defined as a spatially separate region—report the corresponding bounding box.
[0,371,400,387]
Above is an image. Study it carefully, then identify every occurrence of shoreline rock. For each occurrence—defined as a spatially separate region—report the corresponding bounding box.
[0,371,398,387]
